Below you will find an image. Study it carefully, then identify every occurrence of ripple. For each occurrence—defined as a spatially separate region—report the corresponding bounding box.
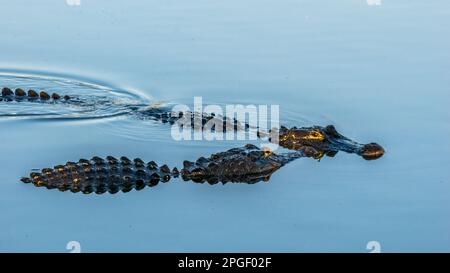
[0,70,150,121]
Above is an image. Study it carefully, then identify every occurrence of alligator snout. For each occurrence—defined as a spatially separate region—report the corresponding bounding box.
[360,143,385,160]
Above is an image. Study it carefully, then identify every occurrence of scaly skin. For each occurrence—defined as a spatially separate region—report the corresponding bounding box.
[20,141,380,194]
[2,86,384,159]
[2,86,385,159]
[21,156,175,194]
[20,145,302,194]
[1,87,71,101]
[180,144,306,184]
[8,85,385,193]
[275,125,385,160]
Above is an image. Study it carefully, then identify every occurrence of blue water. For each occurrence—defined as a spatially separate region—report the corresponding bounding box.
[1,0,449,252]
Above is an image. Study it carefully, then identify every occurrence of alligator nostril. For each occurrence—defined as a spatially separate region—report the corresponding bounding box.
[20,177,32,183]
[361,143,385,160]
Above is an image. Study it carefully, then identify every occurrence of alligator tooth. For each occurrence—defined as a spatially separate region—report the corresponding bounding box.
[15,88,26,97]
[39,91,50,100]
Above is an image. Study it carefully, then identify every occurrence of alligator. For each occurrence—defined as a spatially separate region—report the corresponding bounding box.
[20,145,286,194]
[19,144,332,194]
[2,87,384,160]
[4,86,385,193]
[20,134,383,194]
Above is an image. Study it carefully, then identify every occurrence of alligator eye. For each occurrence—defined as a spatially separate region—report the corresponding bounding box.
[262,147,273,158]
[302,130,325,141]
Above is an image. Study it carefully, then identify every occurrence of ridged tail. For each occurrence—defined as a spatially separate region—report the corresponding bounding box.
[1,87,70,101]
[20,156,177,194]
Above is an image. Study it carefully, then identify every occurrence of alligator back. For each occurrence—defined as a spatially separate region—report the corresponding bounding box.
[21,156,176,194]
[20,145,312,194]
[1,87,70,101]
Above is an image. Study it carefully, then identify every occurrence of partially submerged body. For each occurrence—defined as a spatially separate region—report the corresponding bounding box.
[4,86,385,193]
[20,135,384,194]
[1,87,71,101]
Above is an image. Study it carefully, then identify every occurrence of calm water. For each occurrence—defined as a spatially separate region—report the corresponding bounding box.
[1,0,449,252]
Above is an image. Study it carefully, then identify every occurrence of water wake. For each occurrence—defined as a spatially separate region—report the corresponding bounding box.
[0,71,148,121]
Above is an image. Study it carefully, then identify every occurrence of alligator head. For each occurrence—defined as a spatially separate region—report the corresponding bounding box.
[181,144,291,184]
[275,125,385,160]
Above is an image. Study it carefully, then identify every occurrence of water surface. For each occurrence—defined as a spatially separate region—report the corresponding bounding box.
[0,0,449,252]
